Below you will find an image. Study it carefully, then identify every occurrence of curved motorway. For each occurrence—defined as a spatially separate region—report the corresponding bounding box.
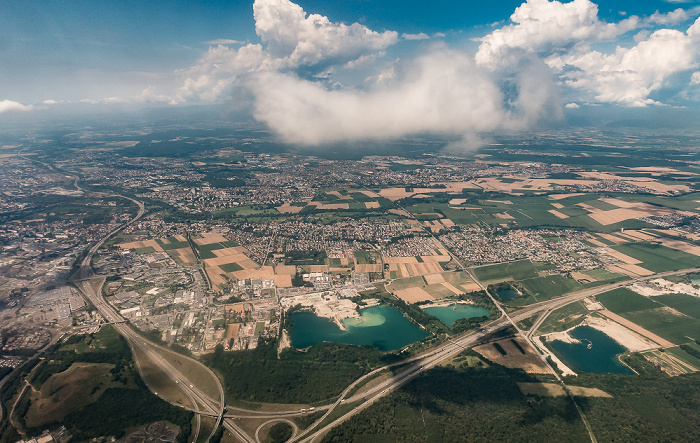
[68,190,700,442]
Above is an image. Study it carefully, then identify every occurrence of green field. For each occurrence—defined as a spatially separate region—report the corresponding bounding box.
[623,309,700,345]
[219,262,244,273]
[473,259,538,282]
[155,237,191,250]
[442,271,475,287]
[598,289,700,345]
[511,274,582,305]
[652,293,700,320]
[613,243,700,272]
[597,288,662,313]
[387,276,426,291]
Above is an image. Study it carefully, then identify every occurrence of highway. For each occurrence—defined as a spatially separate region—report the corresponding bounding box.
[66,185,700,442]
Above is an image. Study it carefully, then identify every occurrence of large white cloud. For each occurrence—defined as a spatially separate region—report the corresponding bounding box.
[247,49,560,144]
[179,0,398,102]
[253,0,398,67]
[478,0,700,106]
[476,0,638,69]
[0,100,33,114]
[552,16,700,106]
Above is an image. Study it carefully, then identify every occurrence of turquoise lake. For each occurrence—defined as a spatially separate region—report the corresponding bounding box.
[550,326,633,375]
[423,304,490,327]
[290,305,428,351]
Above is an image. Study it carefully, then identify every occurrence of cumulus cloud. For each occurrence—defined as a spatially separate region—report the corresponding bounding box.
[557,17,700,106]
[179,0,398,102]
[478,0,700,106]
[203,39,243,45]
[402,32,430,40]
[247,48,560,144]
[692,71,700,85]
[0,100,33,114]
[476,0,639,69]
[252,0,397,67]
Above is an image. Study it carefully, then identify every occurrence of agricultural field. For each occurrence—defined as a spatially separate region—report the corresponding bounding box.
[597,288,700,346]
[612,243,700,273]
[473,259,538,283]
[386,271,479,303]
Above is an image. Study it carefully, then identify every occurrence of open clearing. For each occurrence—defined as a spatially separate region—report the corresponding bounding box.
[25,363,117,427]
[474,338,550,374]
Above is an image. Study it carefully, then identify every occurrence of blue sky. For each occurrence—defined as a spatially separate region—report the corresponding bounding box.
[1,0,700,142]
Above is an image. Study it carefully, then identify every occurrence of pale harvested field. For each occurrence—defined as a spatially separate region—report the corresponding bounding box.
[365,201,380,209]
[379,187,434,200]
[406,262,444,276]
[598,198,636,208]
[549,193,585,200]
[193,232,227,245]
[394,287,433,303]
[419,255,451,263]
[355,264,382,273]
[598,233,629,244]
[273,275,293,287]
[398,263,409,278]
[440,218,455,227]
[461,282,481,292]
[589,208,649,225]
[474,177,598,193]
[384,256,419,264]
[309,265,330,272]
[598,310,675,348]
[204,254,250,267]
[659,238,700,256]
[423,273,445,285]
[585,234,607,247]
[274,265,297,275]
[441,282,463,295]
[174,234,187,242]
[577,203,597,212]
[340,257,349,265]
[175,248,196,265]
[449,198,467,205]
[276,203,304,214]
[571,271,593,281]
[359,190,381,198]
[226,323,240,340]
[517,382,566,397]
[586,316,660,352]
[548,209,569,219]
[432,182,480,193]
[248,266,275,278]
[475,338,550,374]
[577,171,690,194]
[495,212,515,219]
[206,266,227,288]
[605,250,642,264]
[567,386,613,397]
[213,246,248,256]
[388,208,412,217]
[655,229,700,241]
[118,239,164,252]
[611,263,654,276]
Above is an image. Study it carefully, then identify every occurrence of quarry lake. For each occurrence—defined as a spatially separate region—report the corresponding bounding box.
[423,304,490,327]
[290,305,428,351]
[550,326,633,375]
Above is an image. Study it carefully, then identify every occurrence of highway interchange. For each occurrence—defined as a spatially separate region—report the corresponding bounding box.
[68,194,700,442]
